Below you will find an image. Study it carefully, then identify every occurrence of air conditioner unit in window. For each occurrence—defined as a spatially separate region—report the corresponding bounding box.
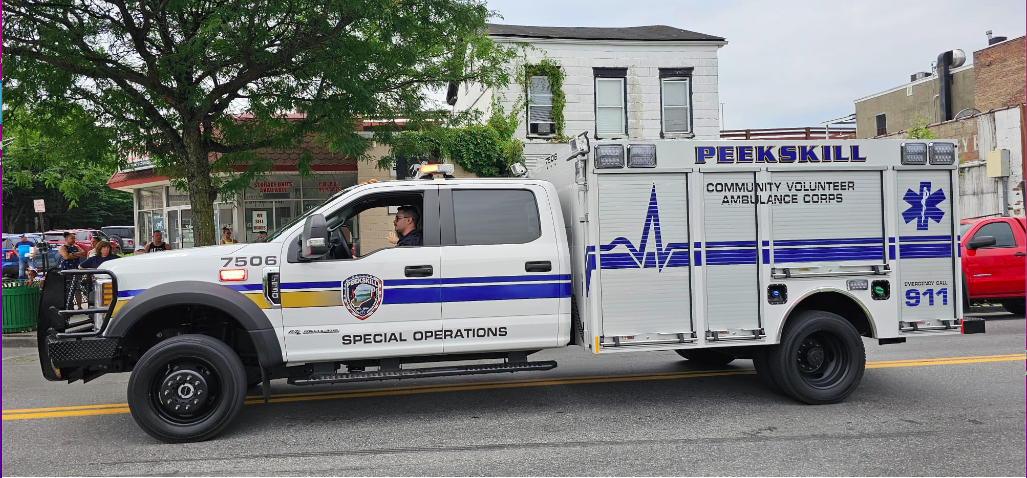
[530,122,555,135]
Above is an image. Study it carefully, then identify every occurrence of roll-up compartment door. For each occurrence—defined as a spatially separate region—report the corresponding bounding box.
[769,171,887,269]
[702,172,760,334]
[895,171,956,328]
[595,174,692,337]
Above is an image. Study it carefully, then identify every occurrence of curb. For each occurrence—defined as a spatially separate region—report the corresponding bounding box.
[2,333,37,348]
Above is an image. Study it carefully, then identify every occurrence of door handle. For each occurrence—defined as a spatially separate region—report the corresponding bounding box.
[525,261,552,272]
[405,265,434,277]
[1014,252,1026,257]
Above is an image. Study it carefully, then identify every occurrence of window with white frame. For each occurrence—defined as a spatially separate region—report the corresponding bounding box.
[595,77,626,136]
[661,77,691,134]
[527,76,555,136]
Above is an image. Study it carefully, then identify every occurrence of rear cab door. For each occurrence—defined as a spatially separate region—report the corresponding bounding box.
[437,182,568,353]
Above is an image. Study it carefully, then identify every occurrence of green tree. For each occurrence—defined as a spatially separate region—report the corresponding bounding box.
[2,103,134,232]
[5,0,514,245]
[906,115,938,139]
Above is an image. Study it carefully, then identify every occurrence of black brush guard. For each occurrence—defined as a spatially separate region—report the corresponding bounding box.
[37,268,121,383]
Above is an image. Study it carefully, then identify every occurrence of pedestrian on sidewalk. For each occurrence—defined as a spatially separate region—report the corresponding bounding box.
[221,226,238,244]
[80,241,120,269]
[13,234,35,279]
[141,231,171,253]
[58,232,87,309]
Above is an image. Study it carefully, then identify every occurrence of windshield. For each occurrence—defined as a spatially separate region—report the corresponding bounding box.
[268,184,361,240]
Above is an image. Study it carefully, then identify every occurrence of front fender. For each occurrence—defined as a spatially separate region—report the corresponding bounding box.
[107,280,284,367]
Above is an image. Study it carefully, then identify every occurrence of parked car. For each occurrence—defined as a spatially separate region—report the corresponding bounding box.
[2,233,60,278]
[960,217,1027,315]
[43,229,122,256]
[101,226,135,253]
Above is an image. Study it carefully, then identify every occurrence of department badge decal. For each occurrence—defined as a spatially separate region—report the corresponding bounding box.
[342,274,383,320]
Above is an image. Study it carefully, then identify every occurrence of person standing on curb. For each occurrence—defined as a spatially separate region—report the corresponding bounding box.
[141,231,171,253]
[13,234,36,279]
[221,226,238,244]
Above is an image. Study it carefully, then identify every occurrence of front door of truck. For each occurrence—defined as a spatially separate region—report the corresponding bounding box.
[279,186,442,363]
[964,220,1026,297]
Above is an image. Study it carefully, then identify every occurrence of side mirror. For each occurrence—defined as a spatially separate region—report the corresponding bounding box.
[967,235,996,250]
[300,214,331,259]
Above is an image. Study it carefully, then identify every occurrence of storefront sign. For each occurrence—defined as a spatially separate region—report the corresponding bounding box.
[252,211,269,232]
[254,181,293,194]
[153,213,165,232]
[317,181,341,193]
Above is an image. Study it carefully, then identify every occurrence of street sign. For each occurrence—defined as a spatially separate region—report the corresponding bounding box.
[33,199,46,213]
[252,211,268,232]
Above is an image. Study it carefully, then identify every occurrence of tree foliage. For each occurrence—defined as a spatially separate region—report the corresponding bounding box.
[5,0,514,245]
[906,115,938,139]
[379,103,524,177]
[2,104,134,232]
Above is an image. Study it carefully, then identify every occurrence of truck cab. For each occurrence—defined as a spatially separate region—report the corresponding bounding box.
[959,216,1027,315]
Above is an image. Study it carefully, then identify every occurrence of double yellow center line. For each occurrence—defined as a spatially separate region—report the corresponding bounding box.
[4,353,1023,421]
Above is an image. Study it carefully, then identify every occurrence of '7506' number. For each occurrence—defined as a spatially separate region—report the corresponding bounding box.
[221,256,277,267]
[905,288,948,307]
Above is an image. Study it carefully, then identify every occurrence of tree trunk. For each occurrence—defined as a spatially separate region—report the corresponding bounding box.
[183,133,218,247]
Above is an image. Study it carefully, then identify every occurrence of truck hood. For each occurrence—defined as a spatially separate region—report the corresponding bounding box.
[102,243,253,285]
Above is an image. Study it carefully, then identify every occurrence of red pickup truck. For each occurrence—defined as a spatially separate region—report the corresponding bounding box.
[960,217,1027,315]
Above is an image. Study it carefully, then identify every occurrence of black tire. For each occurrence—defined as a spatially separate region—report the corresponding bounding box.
[766,310,866,404]
[750,347,781,394]
[1001,299,1026,316]
[127,334,247,443]
[675,348,736,366]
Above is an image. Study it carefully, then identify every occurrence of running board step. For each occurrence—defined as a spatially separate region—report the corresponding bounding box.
[289,360,558,386]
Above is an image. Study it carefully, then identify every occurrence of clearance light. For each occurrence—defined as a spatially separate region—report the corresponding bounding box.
[594,144,625,169]
[929,142,956,165]
[628,144,657,168]
[220,269,247,282]
[901,142,927,165]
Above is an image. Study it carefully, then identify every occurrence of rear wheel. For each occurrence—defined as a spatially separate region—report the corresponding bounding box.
[766,310,865,404]
[675,348,736,366]
[127,335,247,443]
[1001,299,1025,316]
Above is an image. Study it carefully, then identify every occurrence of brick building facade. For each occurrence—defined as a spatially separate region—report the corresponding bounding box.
[974,36,1026,112]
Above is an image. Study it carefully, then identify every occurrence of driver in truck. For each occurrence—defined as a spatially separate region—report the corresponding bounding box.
[388,205,422,247]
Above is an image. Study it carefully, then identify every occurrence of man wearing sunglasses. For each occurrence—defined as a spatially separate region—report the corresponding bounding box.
[387,206,422,247]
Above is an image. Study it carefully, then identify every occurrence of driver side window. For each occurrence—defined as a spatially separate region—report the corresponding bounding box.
[322,191,429,260]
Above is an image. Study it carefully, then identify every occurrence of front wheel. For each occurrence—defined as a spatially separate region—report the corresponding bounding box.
[675,348,736,366]
[766,310,865,404]
[127,334,247,443]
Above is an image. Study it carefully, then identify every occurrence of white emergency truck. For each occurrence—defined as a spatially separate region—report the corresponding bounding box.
[36,135,983,442]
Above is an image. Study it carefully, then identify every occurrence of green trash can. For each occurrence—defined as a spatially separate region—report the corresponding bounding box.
[3,279,41,333]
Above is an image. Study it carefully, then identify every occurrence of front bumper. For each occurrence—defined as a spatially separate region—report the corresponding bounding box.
[37,269,121,383]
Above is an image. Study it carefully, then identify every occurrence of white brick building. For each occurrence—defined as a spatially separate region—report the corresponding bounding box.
[452,24,727,165]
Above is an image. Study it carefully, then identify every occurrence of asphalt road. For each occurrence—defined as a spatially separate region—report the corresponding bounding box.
[3,312,1024,477]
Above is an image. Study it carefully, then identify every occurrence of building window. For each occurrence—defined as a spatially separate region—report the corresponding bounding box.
[875,114,887,136]
[661,78,691,134]
[527,76,555,136]
[594,68,627,137]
